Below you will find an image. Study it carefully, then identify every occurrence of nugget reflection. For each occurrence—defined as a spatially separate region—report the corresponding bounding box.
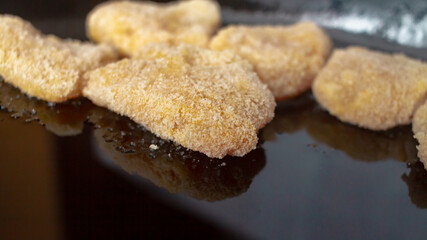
[402,162,427,209]
[89,107,266,201]
[263,93,418,163]
[0,78,92,136]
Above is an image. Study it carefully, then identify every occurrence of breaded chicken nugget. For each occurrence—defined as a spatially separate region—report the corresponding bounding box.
[84,44,275,158]
[0,15,118,102]
[313,47,427,130]
[87,0,220,56]
[209,22,332,100]
[413,101,427,170]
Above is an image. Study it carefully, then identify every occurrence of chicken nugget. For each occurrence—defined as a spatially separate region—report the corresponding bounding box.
[0,15,118,102]
[313,46,427,130]
[413,101,427,170]
[209,22,332,100]
[83,44,275,158]
[86,0,220,56]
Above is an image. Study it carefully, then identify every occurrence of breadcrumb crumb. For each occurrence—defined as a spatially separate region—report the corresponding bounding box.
[149,144,159,150]
[0,15,118,102]
[210,22,332,100]
[86,0,220,56]
[84,44,275,158]
[313,46,427,130]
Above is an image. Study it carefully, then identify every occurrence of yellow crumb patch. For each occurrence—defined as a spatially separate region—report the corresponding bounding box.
[84,44,275,158]
[313,46,427,130]
[210,22,332,100]
[0,15,118,102]
[86,0,220,56]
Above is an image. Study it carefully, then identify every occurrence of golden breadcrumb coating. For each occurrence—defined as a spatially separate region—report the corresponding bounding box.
[209,22,332,100]
[0,15,118,102]
[413,101,427,170]
[84,44,275,158]
[86,0,220,56]
[313,46,427,130]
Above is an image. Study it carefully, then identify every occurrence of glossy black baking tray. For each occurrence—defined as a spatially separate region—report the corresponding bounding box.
[1,1,426,240]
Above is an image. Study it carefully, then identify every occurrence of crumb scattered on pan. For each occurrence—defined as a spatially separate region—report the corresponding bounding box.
[149,144,159,150]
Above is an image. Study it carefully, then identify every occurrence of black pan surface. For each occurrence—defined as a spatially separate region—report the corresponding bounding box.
[1,1,427,240]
